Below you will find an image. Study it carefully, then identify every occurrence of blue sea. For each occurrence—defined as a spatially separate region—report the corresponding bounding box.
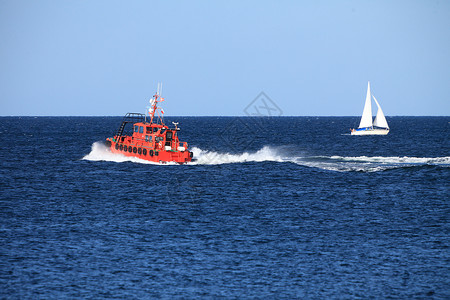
[1,116,449,298]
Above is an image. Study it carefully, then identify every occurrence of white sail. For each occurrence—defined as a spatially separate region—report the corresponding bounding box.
[358,81,373,128]
[372,95,389,129]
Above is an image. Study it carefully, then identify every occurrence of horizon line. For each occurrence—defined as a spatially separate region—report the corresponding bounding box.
[1,115,449,118]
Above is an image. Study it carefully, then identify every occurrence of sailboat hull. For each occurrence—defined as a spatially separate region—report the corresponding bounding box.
[351,128,389,135]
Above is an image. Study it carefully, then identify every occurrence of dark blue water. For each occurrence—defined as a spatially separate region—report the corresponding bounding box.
[1,116,449,298]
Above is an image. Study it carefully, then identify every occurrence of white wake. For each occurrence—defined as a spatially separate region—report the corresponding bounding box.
[188,146,283,165]
[82,142,450,172]
[289,155,450,172]
[328,155,450,165]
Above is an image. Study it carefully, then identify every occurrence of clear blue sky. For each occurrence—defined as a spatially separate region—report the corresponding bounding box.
[1,0,449,116]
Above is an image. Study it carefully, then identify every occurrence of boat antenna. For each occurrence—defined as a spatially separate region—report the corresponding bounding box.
[148,82,166,125]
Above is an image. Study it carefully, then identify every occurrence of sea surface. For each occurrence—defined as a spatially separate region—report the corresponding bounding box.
[1,116,449,298]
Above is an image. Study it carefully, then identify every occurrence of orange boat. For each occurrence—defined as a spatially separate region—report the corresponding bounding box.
[105,85,193,164]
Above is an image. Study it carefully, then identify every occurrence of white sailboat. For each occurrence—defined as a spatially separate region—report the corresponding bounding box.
[351,81,389,135]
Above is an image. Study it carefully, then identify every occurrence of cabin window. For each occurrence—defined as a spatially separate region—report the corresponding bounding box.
[145,135,148,142]
[139,126,143,133]
[146,127,151,133]
[166,131,173,140]
[134,125,138,132]
[148,135,152,142]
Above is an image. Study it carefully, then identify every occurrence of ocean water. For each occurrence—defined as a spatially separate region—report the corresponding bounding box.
[1,116,449,298]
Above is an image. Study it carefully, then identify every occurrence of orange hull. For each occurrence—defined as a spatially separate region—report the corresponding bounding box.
[106,138,192,164]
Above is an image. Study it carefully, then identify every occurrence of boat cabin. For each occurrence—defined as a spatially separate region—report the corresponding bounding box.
[130,122,186,152]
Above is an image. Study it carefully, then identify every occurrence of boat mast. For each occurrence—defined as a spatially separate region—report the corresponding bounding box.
[149,83,164,125]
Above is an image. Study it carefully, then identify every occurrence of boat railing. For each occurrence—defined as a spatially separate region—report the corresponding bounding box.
[115,113,146,137]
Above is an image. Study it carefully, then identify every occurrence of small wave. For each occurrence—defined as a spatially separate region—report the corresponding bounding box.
[327,155,450,165]
[290,155,450,172]
[82,142,449,172]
